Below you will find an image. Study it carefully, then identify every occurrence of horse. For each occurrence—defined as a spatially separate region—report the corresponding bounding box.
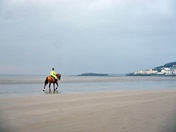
[43,74,61,91]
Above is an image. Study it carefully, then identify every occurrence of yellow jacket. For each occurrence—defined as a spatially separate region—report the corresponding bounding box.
[50,70,57,79]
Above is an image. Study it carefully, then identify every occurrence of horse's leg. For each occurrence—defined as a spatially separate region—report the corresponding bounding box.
[44,82,48,91]
[49,83,51,91]
[56,82,58,90]
[43,83,46,91]
[53,83,55,91]
[43,77,48,91]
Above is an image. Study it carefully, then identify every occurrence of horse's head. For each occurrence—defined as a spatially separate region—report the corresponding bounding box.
[56,74,61,80]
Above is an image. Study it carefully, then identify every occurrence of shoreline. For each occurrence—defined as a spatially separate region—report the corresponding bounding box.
[1,90,176,132]
[1,75,176,85]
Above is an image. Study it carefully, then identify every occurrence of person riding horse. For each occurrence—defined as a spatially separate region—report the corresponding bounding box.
[51,68,57,82]
[43,68,61,91]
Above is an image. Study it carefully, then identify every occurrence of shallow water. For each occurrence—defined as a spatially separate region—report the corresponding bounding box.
[0,75,176,98]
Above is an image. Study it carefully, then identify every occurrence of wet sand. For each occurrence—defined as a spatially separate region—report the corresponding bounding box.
[1,75,176,85]
[1,90,176,132]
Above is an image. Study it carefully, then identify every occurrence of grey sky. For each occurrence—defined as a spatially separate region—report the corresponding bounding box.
[0,0,176,75]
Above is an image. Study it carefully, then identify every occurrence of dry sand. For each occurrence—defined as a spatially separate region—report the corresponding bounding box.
[1,90,176,132]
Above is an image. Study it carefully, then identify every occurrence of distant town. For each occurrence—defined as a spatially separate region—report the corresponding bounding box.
[79,62,176,76]
[126,62,176,76]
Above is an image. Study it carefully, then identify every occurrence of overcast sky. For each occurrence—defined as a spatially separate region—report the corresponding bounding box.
[0,0,176,75]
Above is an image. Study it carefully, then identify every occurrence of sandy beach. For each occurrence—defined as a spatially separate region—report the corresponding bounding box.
[1,90,176,132]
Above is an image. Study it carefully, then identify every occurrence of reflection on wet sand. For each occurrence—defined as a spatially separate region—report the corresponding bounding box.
[44,90,60,95]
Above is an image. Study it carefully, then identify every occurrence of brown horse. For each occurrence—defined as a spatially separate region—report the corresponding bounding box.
[43,74,61,91]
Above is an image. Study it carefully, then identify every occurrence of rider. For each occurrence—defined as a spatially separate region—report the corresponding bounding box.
[50,68,57,82]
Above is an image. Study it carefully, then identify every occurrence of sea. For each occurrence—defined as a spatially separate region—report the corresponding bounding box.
[0,75,176,98]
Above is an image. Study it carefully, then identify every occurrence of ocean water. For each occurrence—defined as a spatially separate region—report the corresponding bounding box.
[0,75,176,98]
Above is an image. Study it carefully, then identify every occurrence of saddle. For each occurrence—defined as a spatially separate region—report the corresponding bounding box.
[50,76,57,83]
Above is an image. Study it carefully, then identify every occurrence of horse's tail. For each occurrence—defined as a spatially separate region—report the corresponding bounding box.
[45,77,48,84]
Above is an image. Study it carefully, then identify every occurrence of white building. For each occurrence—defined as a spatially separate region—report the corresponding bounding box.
[145,69,158,74]
[160,68,173,75]
[134,70,145,75]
